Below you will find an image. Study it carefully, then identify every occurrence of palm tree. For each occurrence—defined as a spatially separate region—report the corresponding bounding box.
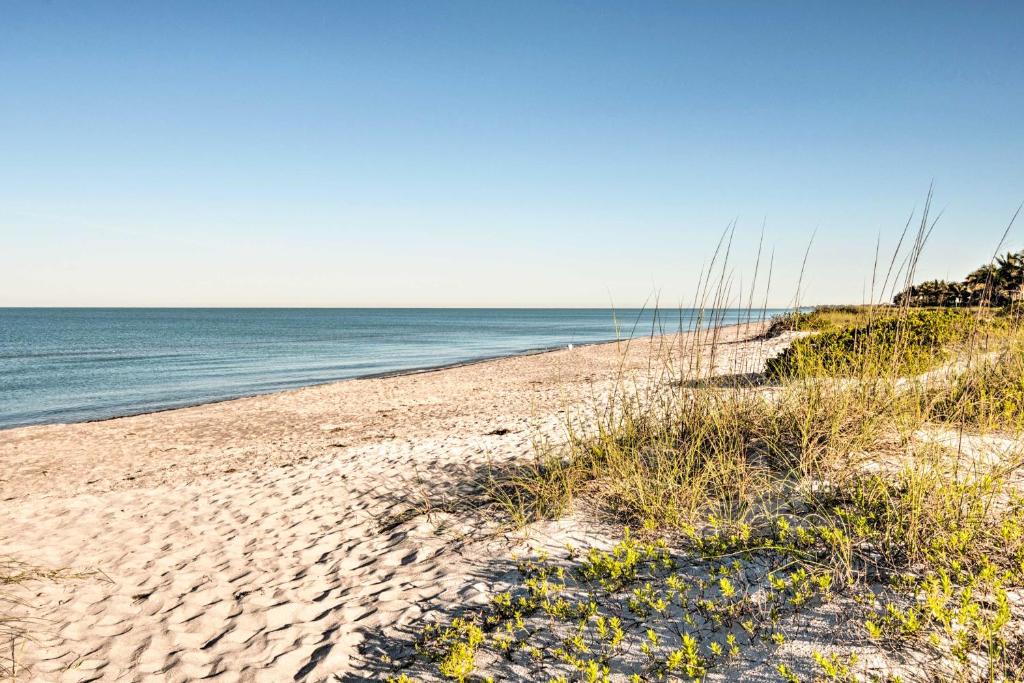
[946,281,969,307]
[893,249,1024,308]
[893,285,916,307]
[917,280,944,306]
[965,264,998,305]
[894,279,960,307]
[995,251,1024,304]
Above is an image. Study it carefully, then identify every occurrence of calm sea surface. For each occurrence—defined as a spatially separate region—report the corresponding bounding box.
[0,308,784,430]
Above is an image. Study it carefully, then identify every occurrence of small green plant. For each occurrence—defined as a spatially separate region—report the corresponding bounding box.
[416,618,485,682]
[811,651,858,682]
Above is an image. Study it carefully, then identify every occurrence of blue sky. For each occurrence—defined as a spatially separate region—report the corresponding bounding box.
[2,1,1022,307]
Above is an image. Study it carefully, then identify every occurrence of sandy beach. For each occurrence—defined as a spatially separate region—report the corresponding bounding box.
[0,323,794,682]
[5,4,1020,678]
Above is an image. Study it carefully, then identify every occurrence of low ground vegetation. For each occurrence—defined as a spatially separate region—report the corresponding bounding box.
[766,308,986,379]
[385,306,1024,682]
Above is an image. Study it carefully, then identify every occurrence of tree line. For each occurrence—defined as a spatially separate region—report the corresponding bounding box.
[894,251,1024,307]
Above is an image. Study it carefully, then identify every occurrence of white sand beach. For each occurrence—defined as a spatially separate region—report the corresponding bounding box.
[0,323,793,682]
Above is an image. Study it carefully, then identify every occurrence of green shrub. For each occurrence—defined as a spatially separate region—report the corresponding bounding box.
[766,309,978,379]
[489,377,906,531]
[761,305,871,338]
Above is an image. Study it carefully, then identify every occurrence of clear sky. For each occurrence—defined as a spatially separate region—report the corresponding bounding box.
[2,1,1022,307]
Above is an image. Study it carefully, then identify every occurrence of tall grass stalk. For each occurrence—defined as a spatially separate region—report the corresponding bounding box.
[397,196,1024,682]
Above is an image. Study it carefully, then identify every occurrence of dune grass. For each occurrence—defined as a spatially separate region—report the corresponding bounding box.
[401,443,1024,681]
[1,559,85,679]
[385,301,1024,682]
[381,193,1024,681]
[926,338,1024,431]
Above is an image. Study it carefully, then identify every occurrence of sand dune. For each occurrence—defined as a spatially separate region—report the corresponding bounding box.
[0,324,788,681]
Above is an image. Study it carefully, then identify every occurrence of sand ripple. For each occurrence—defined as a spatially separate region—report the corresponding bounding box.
[3,440,480,682]
[0,325,785,681]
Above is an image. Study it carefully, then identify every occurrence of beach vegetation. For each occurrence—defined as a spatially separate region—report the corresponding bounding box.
[384,196,1024,681]
[765,308,983,378]
[1,559,84,679]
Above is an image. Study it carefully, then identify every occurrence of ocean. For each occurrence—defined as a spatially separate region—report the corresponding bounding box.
[0,308,783,430]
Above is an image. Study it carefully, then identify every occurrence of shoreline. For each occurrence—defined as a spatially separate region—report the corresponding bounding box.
[4,316,771,433]
[1,335,627,433]
[0,321,792,681]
